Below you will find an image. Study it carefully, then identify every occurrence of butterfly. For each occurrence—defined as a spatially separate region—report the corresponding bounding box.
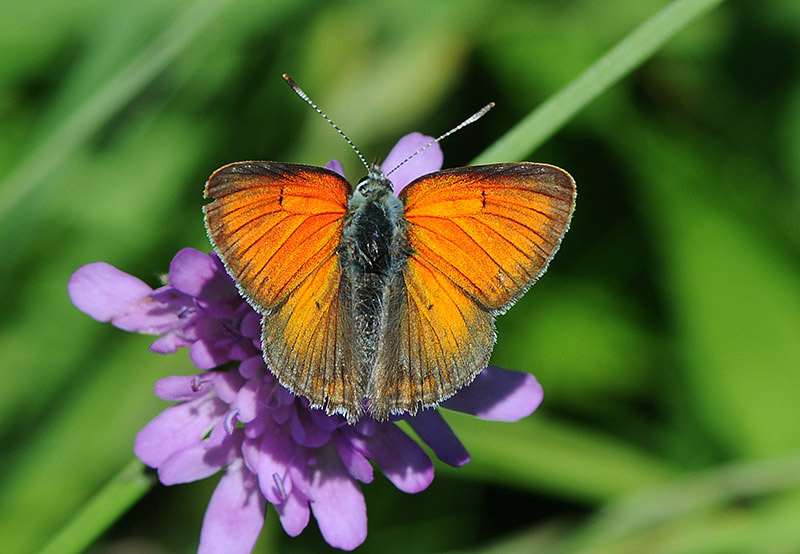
[203,78,576,423]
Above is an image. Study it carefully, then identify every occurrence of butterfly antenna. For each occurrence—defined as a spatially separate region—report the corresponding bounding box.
[282,74,370,171]
[386,102,495,177]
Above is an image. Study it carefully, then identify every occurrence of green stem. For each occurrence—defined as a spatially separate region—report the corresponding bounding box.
[35,459,155,554]
[472,0,728,164]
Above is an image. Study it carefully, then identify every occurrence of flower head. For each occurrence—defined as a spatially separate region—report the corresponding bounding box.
[68,134,544,552]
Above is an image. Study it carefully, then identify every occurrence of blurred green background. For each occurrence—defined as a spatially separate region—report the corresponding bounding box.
[1,0,799,552]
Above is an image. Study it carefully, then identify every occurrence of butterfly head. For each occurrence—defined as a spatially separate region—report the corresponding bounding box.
[352,162,394,205]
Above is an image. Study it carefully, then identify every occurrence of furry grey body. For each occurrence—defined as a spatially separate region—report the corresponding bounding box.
[340,167,410,387]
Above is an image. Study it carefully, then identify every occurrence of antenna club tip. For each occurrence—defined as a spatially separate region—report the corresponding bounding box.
[282,74,297,86]
[488,102,496,108]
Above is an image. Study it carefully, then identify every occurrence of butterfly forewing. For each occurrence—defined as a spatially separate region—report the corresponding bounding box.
[370,163,575,416]
[400,163,575,311]
[204,162,350,308]
[204,162,361,417]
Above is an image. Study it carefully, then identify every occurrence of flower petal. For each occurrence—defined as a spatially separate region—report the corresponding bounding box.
[256,422,297,504]
[190,337,231,370]
[158,430,242,485]
[238,356,264,380]
[154,374,212,401]
[382,132,442,194]
[148,285,193,310]
[308,408,344,432]
[333,433,373,483]
[149,333,192,354]
[213,370,245,404]
[308,446,367,550]
[291,408,332,448]
[287,450,313,499]
[241,436,260,474]
[406,410,470,467]
[441,366,544,421]
[276,489,310,537]
[198,459,266,554]
[235,376,262,423]
[68,262,152,319]
[240,311,261,343]
[68,263,181,333]
[355,423,433,493]
[134,396,227,467]
[169,248,221,298]
[325,159,347,179]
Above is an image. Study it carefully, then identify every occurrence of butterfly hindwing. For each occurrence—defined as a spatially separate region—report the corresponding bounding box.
[204,162,362,417]
[371,257,495,419]
[260,253,362,416]
[370,163,575,416]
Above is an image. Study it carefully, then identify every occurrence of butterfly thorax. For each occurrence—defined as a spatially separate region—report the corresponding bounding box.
[341,165,410,377]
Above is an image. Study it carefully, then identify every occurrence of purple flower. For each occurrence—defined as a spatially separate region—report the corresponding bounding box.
[68,134,544,553]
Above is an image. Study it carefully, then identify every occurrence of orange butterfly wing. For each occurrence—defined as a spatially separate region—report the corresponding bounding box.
[204,162,361,417]
[401,163,576,311]
[369,163,575,418]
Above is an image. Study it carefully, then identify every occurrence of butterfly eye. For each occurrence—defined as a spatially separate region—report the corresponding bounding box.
[356,176,370,191]
[355,175,390,199]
